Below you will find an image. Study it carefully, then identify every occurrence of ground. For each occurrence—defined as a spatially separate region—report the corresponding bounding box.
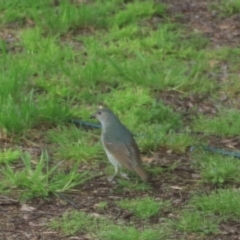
[163,0,240,47]
[1,0,240,239]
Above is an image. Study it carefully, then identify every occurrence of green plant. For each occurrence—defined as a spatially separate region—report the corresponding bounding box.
[173,210,220,234]
[37,97,71,124]
[116,179,151,191]
[50,210,103,235]
[50,210,168,239]
[113,0,166,28]
[0,149,22,163]
[190,189,240,220]
[1,151,90,199]
[198,154,240,184]
[117,197,168,219]
[0,93,39,134]
[47,125,103,162]
[95,201,108,210]
[209,0,240,16]
[193,109,240,136]
[99,225,167,240]
[162,133,196,152]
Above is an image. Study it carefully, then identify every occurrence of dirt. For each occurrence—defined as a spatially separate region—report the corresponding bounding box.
[0,152,200,240]
[1,0,240,239]
[161,0,240,47]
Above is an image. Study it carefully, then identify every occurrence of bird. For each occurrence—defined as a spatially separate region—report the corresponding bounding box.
[90,108,149,182]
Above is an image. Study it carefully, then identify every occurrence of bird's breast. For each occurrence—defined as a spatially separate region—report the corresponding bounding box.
[103,144,122,168]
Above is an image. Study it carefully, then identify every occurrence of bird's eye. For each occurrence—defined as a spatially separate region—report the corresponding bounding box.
[97,111,101,115]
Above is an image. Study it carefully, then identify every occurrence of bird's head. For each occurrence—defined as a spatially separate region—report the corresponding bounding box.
[90,108,115,127]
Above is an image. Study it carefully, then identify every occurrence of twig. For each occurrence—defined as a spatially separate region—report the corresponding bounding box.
[55,193,78,209]
[114,209,122,220]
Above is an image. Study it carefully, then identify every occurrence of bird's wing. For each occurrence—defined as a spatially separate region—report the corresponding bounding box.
[104,139,149,181]
[104,140,136,171]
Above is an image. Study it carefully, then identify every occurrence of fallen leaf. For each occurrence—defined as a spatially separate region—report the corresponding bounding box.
[170,186,183,190]
[142,156,154,163]
[209,60,219,68]
[20,204,36,212]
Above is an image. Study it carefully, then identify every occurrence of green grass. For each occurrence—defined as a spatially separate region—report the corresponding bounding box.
[116,179,151,191]
[1,151,90,200]
[162,133,196,152]
[173,210,220,234]
[50,209,168,239]
[117,197,169,219]
[0,0,240,239]
[171,188,240,235]
[193,109,240,136]
[46,125,103,162]
[99,225,168,240]
[191,189,240,220]
[50,210,104,235]
[209,0,240,16]
[0,149,22,163]
[195,153,240,184]
[0,0,113,32]
[95,201,108,210]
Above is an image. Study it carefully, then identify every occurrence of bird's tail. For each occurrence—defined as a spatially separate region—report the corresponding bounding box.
[134,165,149,181]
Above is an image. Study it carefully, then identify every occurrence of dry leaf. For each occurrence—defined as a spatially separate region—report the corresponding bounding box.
[20,203,36,212]
[170,186,183,190]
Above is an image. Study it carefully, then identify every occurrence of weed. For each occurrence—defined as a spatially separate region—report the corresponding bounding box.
[196,153,240,184]
[1,151,90,199]
[50,210,103,235]
[162,133,196,153]
[173,210,220,234]
[116,179,151,191]
[47,125,103,162]
[99,225,167,240]
[190,189,240,220]
[0,93,39,135]
[209,0,240,16]
[95,201,108,210]
[117,197,169,219]
[0,149,22,163]
[193,109,240,136]
[50,210,168,239]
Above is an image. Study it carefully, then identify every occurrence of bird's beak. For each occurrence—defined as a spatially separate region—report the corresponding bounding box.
[89,113,96,119]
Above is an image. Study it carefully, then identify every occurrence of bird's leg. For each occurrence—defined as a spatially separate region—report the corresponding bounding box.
[107,165,119,182]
